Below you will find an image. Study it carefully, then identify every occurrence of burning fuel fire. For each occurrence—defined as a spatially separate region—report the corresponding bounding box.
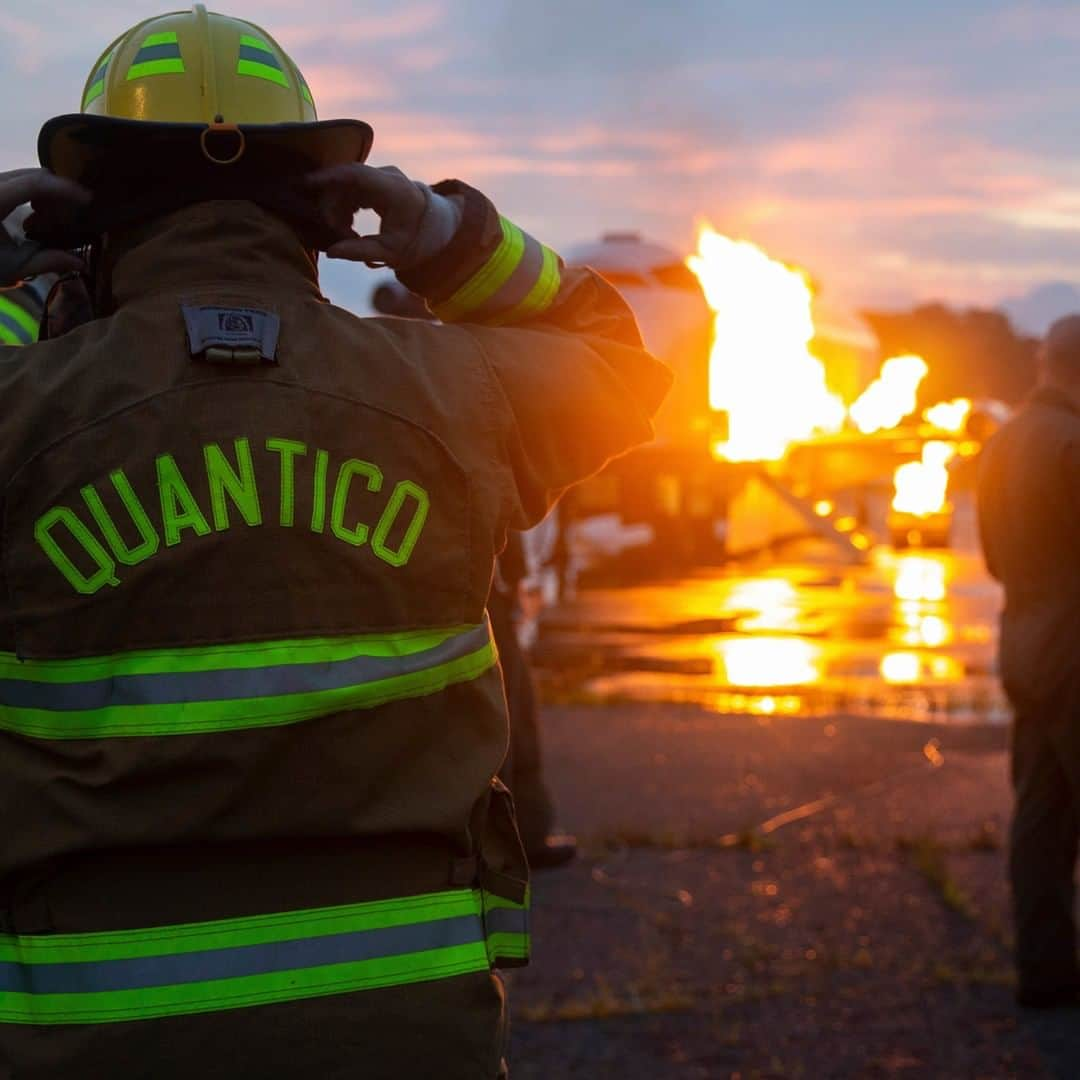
[686,227,972,540]
[687,226,845,462]
[848,355,928,435]
[892,440,957,517]
[923,398,972,434]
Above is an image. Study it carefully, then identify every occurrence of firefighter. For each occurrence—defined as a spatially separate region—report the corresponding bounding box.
[0,7,670,1078]
[977,313,1080,1010]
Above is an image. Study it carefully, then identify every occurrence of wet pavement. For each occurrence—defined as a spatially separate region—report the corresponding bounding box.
[509,497,1080,1077]
[534,496,1007,724]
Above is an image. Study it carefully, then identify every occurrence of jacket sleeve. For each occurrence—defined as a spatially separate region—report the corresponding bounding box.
[399,181,673,528]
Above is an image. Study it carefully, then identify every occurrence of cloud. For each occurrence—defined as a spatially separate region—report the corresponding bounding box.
[6,0,1080,313]
[272,2,447,49]
[984,3,1080,42]
[0,13,49,74]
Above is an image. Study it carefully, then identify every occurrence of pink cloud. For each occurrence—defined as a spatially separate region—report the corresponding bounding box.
[272,3,447,48]
[0,13,47,73]
[303,64,399,109]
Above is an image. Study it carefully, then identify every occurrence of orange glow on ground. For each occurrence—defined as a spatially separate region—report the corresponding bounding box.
[713,637,822,687]
[893,554,948,602]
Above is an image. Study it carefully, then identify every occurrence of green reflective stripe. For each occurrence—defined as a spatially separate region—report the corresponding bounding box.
[0,324,22,346]
[127,58,185,79]
[487,244,561,326]
[237,37,289,88]
[486,933,529,963]
[433,217,525,322]
[300,75,315,106]
[0,633,496,740]
[0,295,39,342]
[82,79,106,108]
[0,889,482,965]
[0,626,472,684]
[0,945,488,1024]
[236,58,289,88]
[127,32,184,81]
[0,887,527,1024]
[483,890,530,913]
[83,53,112,109]
[483,891,530,963]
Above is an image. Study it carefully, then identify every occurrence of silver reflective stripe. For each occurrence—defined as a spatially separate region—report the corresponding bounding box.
[0,624,492,712]
[465,233,547,324]
[0,915,484,995]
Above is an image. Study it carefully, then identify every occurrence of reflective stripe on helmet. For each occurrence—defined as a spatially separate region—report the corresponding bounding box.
[82,52,114,109]
[433,216,562,326]
[0,621,497,739]
[237,33,289,89]
[126,31,186,81]
[0,887,529,1024]
[299,72,315,107]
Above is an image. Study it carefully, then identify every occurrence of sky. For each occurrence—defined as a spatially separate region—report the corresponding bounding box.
[3,0,1080,321]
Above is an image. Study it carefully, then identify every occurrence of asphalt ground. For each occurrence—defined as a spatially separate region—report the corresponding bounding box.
[508,705,1080,1079]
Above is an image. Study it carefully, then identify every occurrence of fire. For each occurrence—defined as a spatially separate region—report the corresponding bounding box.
[892,440,956,516]
[849,355,928,435]
[923,398,972,434]
[687,225,844,462]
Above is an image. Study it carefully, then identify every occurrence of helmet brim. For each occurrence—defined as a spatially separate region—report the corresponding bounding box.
[39,114,374,187]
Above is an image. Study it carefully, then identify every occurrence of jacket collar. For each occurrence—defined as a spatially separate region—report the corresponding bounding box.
[108,200,323,307]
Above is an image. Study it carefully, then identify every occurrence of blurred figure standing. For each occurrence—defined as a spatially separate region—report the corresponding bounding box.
[977,314,1080,1009]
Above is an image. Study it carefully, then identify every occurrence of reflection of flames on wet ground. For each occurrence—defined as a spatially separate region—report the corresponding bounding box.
[536,546,1006,724]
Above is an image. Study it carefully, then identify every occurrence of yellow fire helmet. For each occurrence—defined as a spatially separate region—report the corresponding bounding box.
[38,5,372,185]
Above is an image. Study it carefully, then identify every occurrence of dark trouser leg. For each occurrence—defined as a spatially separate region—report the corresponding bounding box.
[1010,711,1080,997]
[491,591,555,851]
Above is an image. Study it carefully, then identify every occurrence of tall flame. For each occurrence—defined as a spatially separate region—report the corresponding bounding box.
[892,440,956,516]
[687,226,844,462]
[849,355,928,435]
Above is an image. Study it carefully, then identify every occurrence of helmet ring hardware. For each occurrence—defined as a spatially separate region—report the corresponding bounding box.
[200,121,246,166]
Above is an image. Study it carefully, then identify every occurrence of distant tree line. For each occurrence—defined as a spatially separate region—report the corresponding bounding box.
[862,303,1038,406]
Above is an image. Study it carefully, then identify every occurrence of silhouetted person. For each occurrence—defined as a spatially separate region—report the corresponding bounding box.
[977,313,1080,1009]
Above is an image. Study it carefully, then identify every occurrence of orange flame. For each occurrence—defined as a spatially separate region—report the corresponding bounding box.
[849,355,928,434]
[687,225,845,462]
[892,440,956,516]
[923,398,972,434]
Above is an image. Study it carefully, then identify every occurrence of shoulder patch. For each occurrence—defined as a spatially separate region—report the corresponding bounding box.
[181,304,280,364]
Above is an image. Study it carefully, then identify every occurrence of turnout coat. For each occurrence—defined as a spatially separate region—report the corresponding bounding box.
[0,184,669,1078]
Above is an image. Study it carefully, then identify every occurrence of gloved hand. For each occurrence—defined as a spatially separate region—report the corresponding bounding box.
[303,164,461,271]
[0,169,90,285]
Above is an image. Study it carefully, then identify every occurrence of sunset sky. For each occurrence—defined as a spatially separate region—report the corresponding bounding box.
[3,1,1079,320]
